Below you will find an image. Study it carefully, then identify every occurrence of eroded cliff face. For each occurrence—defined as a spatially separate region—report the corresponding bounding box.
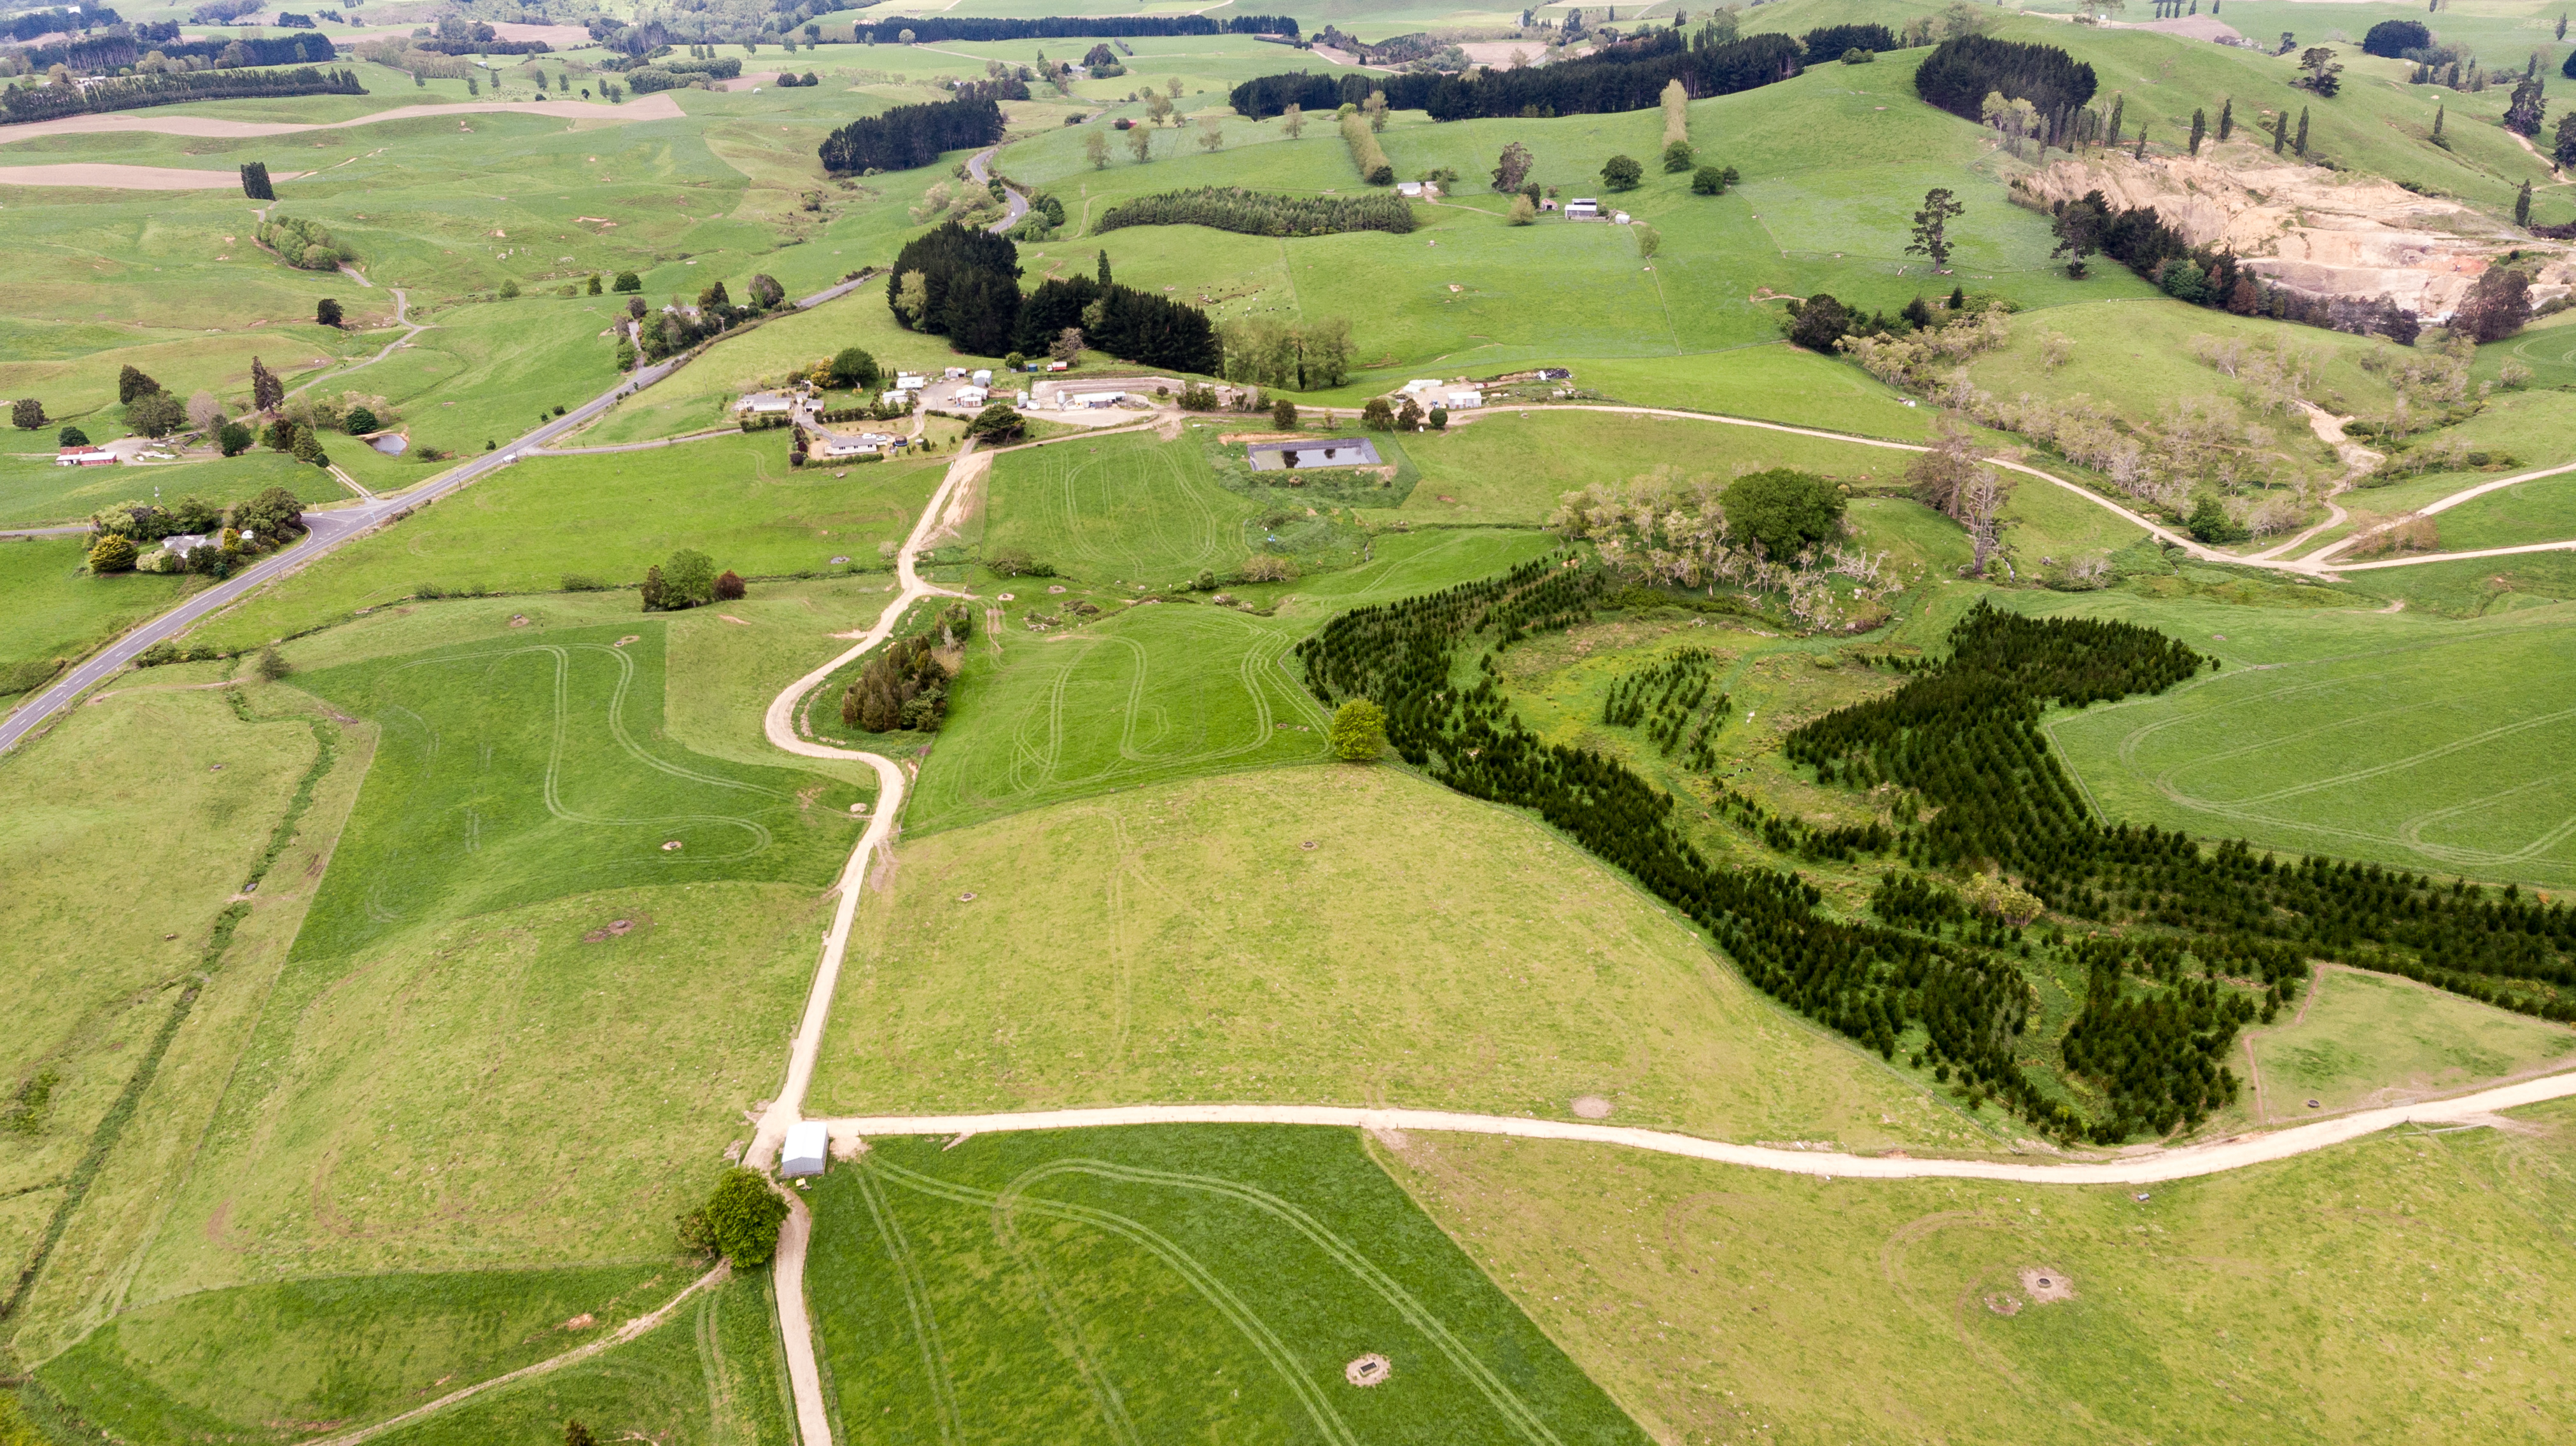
[2010,141,2572,323]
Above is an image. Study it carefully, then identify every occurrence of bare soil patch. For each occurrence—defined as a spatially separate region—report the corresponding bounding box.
[1345,1353,1392,1387]
[2019,1268,2075,1304]
[582,916,642,943]
[1571,1095,1615,1120]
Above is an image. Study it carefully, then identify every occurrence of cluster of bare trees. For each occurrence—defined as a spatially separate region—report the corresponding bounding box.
[1547,466,1898,628]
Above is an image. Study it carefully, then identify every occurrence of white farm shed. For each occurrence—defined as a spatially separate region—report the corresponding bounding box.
[781,1120,830,1177]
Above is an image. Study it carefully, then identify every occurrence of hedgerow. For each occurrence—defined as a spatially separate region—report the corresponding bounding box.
[1096,186,1416,237]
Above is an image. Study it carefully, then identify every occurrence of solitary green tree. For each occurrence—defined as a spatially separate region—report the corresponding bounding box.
[10,397,44,430]
[661,548,718,609]
[87,534,137,573]
[1905,187,1965,271]
[1600,153,1643,190]
[1329,698,1386,761]
[2216,97,2233,141]
[2188,108,2207,155]
[1718,468,1845,559]
[682,1168,790,1267]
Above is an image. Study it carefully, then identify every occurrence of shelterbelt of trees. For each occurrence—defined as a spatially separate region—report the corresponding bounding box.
[1231,25,1805,122]
[1300,568,2576,1147]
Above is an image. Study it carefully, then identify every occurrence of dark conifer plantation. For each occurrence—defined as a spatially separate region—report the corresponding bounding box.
[820,96,1005,176]
[1302,575,2575,1145]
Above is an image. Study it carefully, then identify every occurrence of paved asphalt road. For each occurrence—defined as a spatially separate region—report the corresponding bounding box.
[965,143,1029,232]
[0,272,880,757]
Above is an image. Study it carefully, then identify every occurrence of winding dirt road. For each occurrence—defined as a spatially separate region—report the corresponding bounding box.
[815,1065,2576,1186]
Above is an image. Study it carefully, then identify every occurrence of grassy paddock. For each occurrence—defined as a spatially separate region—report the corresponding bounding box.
[2243,964,2576,1123]
[0,447,352,530]
[0,536,198,686]
[906,527,1560,836]
[981,426,1260,584]
[193,432,942,654]
[34,1264,683,1442]
[1382,1097,2576,1443]
[1383,408,1924,526]
[806,1125,1651,1446]
[0,679,323,1334]
[813,765,1962,1149]
[2029,590,2576,886]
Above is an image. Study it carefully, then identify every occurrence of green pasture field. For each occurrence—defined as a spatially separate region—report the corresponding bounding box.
[2331,548,2576,617]
[2243,965,2576,1122]
[363,1272,794,1446]
[992,49,2159,395]
[33,1263,688,1443]
[1382,408,1922,525]
[115,632,860,1298]
[0,449,351,530]
[0,537,196,685]
[2490,311,2576,389]
[811,764,1964,1149]
[902,527,1560,836]
[0,680,323,1351]
[334,297,631,458]
[1383,1096,2576,1445]
[804,1125,1653,1446]
[192,431,943,654]
[2001,467,2155,568]
[273,622,860,967]
[981,425,1261,582]
[1966,297,2399,439]
[2426,471,2576,552]
[2032,590,2576,886]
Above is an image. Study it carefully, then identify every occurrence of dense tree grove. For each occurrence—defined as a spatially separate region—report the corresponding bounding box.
[1231,28,1803,122]
[1096,186,1417,237]
[3,64,363,122]
[819,96,1004,176]
[890,228,1220,370]
[841,607,971,732]
[1299,570,2575,1145]
[1913,36,2097,129]
[15,28,333,72]
[887,221,1024,352]
[1802,24,1898,58]
[855,15,1296,43]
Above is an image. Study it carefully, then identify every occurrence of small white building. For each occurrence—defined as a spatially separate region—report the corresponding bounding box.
[955,386,990,407]
[55,446,116,467]
[1445,390,1483,411]
[879,388,914,409]
[944,366,968,380]
[1398,379,1446,398]
[780,1120,829,1179]
[735,391,794,416]
[1396,181,1424,198]
[1068,390,1126,409]
[970,369,993,386]
[1565,197,1600,220]
[163,532,215,556]
[895,372,928,390]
